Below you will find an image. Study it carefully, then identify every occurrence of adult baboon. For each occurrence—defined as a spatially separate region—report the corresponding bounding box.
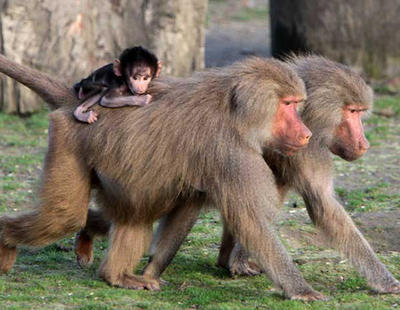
[137,56,400,297]
[0,54,325,300]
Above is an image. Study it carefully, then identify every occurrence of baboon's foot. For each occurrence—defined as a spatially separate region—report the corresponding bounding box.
[230,259,262,277]
[159,278,170,286]
[74,230,93,267]
[0,239,17,274]
[372,280,400,294]
[110,274,161,291]
[141,266,170,286]
[290,290,329,301]
[384,282,400,294]
[142,273,170,286]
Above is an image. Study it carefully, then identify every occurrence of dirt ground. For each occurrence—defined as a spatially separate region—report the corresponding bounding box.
[205,0,400,253]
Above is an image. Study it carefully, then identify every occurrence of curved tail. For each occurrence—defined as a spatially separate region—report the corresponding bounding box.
[0,54,77,110]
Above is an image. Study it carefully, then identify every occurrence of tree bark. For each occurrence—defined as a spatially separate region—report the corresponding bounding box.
[270,0,400,79]
[0,0,207,114]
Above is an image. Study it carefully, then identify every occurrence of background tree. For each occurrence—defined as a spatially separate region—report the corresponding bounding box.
[0,0,207,114]
[270,0,400,80]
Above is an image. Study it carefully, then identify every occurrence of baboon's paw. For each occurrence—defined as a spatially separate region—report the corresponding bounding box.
[74,231,94,267]
[158,278,170,287]
[230,259,261,277]
[290,290,329,301]
[0,240,17,274]
[377,281,400,294]
[122,274,161,291]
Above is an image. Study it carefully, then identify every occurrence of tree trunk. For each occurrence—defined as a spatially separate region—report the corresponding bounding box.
[0,0,207,114]
[270,0,400,79]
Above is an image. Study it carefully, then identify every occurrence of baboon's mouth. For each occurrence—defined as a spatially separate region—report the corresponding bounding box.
[277,143,306,156]
[282,142,307,151]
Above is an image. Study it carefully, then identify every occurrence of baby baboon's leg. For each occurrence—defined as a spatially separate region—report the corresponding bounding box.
[142,198,203,281]
[304,189,400,293]
[0,133,91,273]
[75,208,111,267]
[99,222,159,290]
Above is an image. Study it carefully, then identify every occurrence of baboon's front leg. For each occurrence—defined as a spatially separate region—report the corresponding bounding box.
[303,187,400,293]
[142,198,203,281]
[215,153,326,301]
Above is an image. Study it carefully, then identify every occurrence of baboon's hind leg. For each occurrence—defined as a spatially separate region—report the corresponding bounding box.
[75,208,111,267]
[0,129,91,273]
[218,223,261,276]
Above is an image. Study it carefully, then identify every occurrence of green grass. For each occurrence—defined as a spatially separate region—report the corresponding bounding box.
[2,236,400,309]
[207,0,268,26]
[232,7,269,21]
[336,183,400,213]
[373,96,400,116]
[363,96,400,146]
[1,97,400,308]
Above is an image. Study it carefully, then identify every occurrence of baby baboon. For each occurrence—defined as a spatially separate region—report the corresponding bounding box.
[139,56,400,299]
[0,55,323,300]
[73,46,161,123]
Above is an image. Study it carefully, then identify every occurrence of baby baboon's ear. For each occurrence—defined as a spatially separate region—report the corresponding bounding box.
[113,59,123,77]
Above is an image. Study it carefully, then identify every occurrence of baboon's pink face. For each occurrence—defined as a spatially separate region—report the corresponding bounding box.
[329,105,369,161]
[272,95,312,155]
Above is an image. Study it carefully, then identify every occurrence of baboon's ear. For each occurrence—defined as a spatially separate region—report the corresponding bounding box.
[113,59,123,77]
[229,84,239,113]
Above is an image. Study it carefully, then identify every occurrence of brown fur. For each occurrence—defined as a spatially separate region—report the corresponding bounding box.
[141,56,400,298]
[0,54,76,110]
[0,55,327,299]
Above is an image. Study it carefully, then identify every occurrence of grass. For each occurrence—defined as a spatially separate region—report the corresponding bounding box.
[1,95,400,308]
[232,7,269,22]
[336,182,400,213]
[207,0,268,26]
[374,96,400,115]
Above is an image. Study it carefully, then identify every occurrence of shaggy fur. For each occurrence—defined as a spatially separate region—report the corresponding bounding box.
[0,55,325,298]
[0,54,75,110]
[135,56,399,299]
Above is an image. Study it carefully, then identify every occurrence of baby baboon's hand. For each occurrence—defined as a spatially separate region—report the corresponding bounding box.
[87,111,98,124]
[145,94,152,105]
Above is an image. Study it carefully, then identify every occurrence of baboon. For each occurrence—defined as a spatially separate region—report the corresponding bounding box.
[136,56,400,297]
[0,54,325,300]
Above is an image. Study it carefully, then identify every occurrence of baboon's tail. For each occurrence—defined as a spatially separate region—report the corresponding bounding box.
[0,54,77,110]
